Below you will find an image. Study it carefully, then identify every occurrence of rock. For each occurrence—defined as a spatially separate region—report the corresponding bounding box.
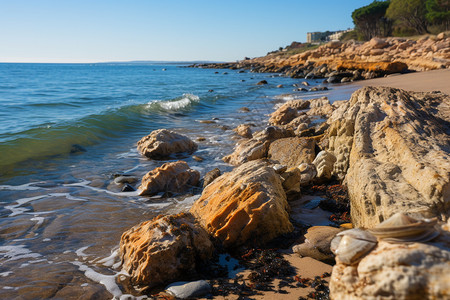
[233,124,253,139]
[268,137,316,169]
[166,280,211,299]
[277,84,283,88]
[114,175,138,185]
[281,167,301,193]
[298,163,317,186]
[192,155,204,162]
[327,41,343,49]
[327,87,450,228]
[293,226,343,261]
[190,160,293,247]
[119,213,214,288]
[369,37,388,49]
[279,99,310,110]
[254,126,295,141]
[138,161,200,196]
[223,139,270,166]
[313,151,337,181]
[269,106,298,125]
[240,107,250,112]
[121,183,136,192]
[330,233,450,299]
[137,129,198,159]
[309,97,330,108]
[437,32,447,40]
[257,80,268,85]
[301,81,310,86]
[203,168,221,188]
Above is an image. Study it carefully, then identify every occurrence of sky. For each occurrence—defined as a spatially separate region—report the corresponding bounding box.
[0,0,375,63]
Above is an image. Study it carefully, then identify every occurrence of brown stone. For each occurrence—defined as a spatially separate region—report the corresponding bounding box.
[233,124,253,139]
[293,226,343,261]
[269,106,298,125]
[138,161,200,196]
[190,160,293,247]
[120,213,214,288]
[327,87,450,228]
[268,137,316,169]
[137,129,198,159]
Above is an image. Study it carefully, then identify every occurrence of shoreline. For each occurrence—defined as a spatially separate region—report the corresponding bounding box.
[353,68,450,95]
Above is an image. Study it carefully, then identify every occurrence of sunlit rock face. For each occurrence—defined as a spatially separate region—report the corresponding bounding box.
[137,129,197,159]
[190,159,293,248]
[325,86,450,228]
[119,213,214,288]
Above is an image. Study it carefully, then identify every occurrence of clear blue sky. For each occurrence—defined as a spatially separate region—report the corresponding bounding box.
[0,0,374,63]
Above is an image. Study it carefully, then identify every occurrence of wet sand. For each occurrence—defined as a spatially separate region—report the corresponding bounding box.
[355,69,450,95]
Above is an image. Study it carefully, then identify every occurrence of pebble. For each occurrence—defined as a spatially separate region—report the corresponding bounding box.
[166,280,211,299]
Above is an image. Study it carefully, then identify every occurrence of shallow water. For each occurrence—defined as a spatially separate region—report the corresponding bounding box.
[0,63,357,299]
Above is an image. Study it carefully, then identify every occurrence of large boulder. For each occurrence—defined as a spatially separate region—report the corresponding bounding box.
[119,213,214,288]
[190,160,293,248]
[137,129,198,159]
[330,230,450,299]
[327,87,450,227]
[268,137,316,169]
[138,161,200,196]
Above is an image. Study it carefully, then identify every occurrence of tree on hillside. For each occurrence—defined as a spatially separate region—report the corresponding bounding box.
[386,0,429,34]
[352,1,392,40]
[426,0,450,31]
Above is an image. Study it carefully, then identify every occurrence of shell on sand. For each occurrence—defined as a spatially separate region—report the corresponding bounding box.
[330,229,377,265]
[368,212,440,243]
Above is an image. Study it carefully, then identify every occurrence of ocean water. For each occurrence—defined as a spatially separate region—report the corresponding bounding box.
[0,63,356,298]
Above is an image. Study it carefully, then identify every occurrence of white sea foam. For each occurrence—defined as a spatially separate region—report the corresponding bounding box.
[0,271,12,277]
[148,93,200,111]
[0,245,42,262]
[0,182,44,191]
[30,216,45,226]
[96,248,120,268]
[64,180,140,197]
[75,246,90,257]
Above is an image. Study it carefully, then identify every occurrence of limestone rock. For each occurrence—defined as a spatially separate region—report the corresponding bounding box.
[223,139,270,166]
[313,151,337,181]
[137,129,198,159]
[233,124,253,139]
[166,280,211,299]
[309,96,330,108]
[268,137,316,169]
[369,37,388,49]
[254,126,295,141]
[119,213,214,288]
[190,160,293,247]
[330,233,450,299]
[281,167,301,193]
[327,87,450,227]
[298,163,317,186]
[269,106,298,125]
[203,168,221,188]
[138,161,200,196]
[293,226,343,261]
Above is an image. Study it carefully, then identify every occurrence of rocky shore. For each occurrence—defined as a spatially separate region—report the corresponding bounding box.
[116,76,449,298]
[192,34,450,83]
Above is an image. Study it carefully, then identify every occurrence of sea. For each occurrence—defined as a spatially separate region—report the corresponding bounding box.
[0,62,357,299]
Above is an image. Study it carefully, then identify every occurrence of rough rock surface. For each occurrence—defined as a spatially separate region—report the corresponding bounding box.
[137,129,198,159]
[313,151,337,181]
[293,226,343,261]
[119,213,214,288]
[138,161,200,196]
[268,137,316,168]
[190,160,293,247]
[327,87,450,227]
[222,139,270,166]
[269,106,298,125]
[330,230,450,300]
[233,124,253,138]
[202,168,221,188]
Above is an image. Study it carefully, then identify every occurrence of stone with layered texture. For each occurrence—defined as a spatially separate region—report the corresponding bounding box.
[269,106,298,125]
[138,161,200,196]
[233,124,253,138]
[119,213,214,288]
[330,230,450,300]
[190,160,293,248]
[268,137,316,169]
[137,129,198,159]
[326,87,450,228]
[293,226,344,261]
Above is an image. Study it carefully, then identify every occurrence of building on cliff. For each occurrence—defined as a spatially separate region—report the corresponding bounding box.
[307,29,352,43]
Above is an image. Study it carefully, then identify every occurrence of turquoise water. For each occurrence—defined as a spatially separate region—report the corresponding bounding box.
[0,63,356,298]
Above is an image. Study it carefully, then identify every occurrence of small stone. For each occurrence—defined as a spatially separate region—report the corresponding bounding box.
[240,107,250,112]
[203,168,221,188]
[121,183,136,192]
[166,280,211,299]
[199,120,216,124]
[257,80,268,85]
[114,175,138,185]
[192,155,204,162]
[197,137,206,142]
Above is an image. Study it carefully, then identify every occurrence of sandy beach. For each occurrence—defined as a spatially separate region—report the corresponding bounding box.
[355,68,450,95]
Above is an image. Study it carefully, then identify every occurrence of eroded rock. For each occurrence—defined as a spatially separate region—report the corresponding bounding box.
[137,129,198,159]
[138,161,200,196]
[120,213,214,288]
[190,160,293,248]
[327,87,450,227]
[268,137,316,169]
[293,226,343,262]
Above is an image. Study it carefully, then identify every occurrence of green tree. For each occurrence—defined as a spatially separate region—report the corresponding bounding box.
[386,0,429,34]
[426,0,450,31]
[352,1,392,40]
